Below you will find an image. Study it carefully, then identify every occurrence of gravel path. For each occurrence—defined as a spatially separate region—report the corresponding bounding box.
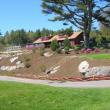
[0,76,110,88]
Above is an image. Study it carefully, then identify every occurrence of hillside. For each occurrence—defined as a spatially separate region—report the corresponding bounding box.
[0,49,110,80]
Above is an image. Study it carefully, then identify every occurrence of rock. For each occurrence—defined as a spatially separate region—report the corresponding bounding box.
[7,66,17,71]
[0,57,2,61]
[45,68,52,74]
[17,53,23,56]
[50,69,58,74]
[0,66,17,71]
[44,52,53,57]
[45,66,60,75]
[50,66,60,74]
[0,66,7,71]
[78,61,89,73]
[10,57,18,63]
[0,63,24,71]
[16,61,22,65]
[16,63,25,69]
[53,66,60,71]
[85,66,110,77]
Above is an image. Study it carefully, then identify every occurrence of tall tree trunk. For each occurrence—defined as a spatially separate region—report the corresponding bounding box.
[83,0,92,48]
[83,31,90,48]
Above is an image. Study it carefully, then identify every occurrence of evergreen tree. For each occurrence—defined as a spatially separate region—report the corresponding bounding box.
[57,27,73,36]
[63,38,71,48]
[50,39,59,51]
[42,0,110,48]
[100,24,110,41]
[36,29,41,38]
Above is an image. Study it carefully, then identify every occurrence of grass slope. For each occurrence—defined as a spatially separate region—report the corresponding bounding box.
[82,53,110,59]
[0,81,110,110]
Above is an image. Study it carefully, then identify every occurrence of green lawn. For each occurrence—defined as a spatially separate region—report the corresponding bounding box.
[0,81,110,110]
[81,53,110,59]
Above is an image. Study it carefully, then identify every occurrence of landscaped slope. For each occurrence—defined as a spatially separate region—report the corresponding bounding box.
[0,51,110,79]
[0,50,110,79]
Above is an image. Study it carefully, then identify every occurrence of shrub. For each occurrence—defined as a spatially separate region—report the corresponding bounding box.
[104,49,109,53]
[50,40,59,51]
[63,38,71,48]
[85,48,92,54]
[64,46,69,54]
[74,45,81,54]
[39,48,45,56]
[94,48,100,53]
[100,47,104,50]
[95,36,102,47]
[74,45,81,51]
[0,44,4,51]
[25,57,30,62]
[80,48,86,53]
[56,48,62,54]
[71,46,74,49]
[25,63,31,68]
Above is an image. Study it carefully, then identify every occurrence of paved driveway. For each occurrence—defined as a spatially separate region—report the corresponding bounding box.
[0,76,110,88]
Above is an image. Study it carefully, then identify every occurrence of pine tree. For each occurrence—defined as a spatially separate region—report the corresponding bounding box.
[63,38,71,48]
[50,40,59,51]
[42,0,110,48]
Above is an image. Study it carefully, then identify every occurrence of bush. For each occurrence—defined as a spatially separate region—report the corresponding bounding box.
[64,46,69,54]
[74,45,81,51]
[71,46,74,49]
[100,47,104,50]
[95,36,102,47]
[80,48,86,53]
[39,48,45,56]
[56,48,62,54]
[63,38,71,48]
[25,63,31,68]
[94,48,100,53]
[74,45,81,54]
[104,49,109,53]
[50,40,59,51]
[25,57,30,62]
[85,48,92,54]
[0,44,5,51]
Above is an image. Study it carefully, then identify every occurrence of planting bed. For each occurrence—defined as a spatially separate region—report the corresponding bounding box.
[0,49,110,81]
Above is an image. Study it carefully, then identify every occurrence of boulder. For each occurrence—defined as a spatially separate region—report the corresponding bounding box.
[7,66,17,71]
[16,61,22,65]
[16,63,25,69]
[0,66,7,71]
[50,66,60,74]
[44,52,53,57]
[85,66,110,77]
[45,66,60,75]
[10,57,18,63]
[78,61,89,73]
[0,66,17,71]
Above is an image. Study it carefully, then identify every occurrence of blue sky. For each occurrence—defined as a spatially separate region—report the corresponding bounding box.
[0,0,99,35]
[0,0,73,34]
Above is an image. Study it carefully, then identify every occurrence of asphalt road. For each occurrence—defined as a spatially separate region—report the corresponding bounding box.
[0,76,110,88]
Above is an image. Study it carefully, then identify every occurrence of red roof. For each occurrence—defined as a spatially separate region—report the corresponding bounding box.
[33,32,82,44]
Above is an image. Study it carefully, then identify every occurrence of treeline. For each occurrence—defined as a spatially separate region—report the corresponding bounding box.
[0,27,73,46]
[0,25,110,47]
[90,25,110,47]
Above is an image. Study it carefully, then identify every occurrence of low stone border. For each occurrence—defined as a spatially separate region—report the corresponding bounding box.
[33,76,110,82]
